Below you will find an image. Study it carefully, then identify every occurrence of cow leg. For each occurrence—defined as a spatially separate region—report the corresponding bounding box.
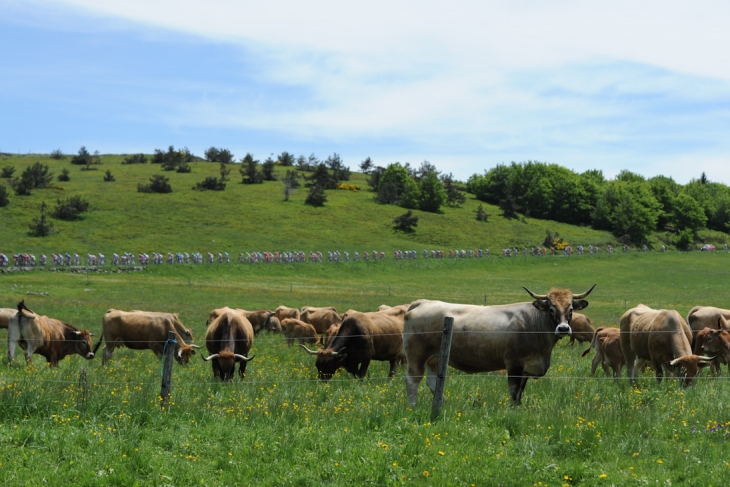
[387,359,398,378]
[7,321,20,364]
[625,349,638,382]
[654,361,664,384]
[102,345,114,365]
[405,359,426,406]
[590,351,602,376]
[424,358,439,396]
[507,367,527,406]
[600,359,611,377]
[357,359,371,379]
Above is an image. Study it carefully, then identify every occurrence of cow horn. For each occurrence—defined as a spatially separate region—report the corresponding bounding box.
[73,331,82,335]
[522,287,548,300]
[300,344,319,355]
[331,347,346,357]
[190,344,202,349]
[202,353,219,362]
[698,354,719,362]
[572,284,597,300]
[234,354,254,362]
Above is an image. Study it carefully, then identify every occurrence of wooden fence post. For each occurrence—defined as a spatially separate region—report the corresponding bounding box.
[431,316,454,420]
[160,330,176,410]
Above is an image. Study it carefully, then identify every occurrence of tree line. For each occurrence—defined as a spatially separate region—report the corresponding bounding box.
[465,161,728,247]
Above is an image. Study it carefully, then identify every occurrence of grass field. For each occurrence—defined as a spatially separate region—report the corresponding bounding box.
[2,251,730,485]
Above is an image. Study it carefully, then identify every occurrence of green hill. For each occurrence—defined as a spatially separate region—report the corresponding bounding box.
[1,153,724,254]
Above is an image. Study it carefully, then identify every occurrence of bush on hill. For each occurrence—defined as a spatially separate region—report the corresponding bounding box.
[50,149,65,160]
[138,175,172,193]
[28,201,56,236]
[122,154,148,164]
[103,170,115,182]
[1,165,15,178]
[240,153,263,184]
[70,146,92,165]
[304,184,327,207]
[193,176,226,191]
[205,147,234,164]
[58,168,70,182]
[0,184,9,207]
[52,195,90,221]
[393,210,418,232]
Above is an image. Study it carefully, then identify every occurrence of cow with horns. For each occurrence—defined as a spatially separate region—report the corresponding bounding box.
[202,307,255,381]
[8,301,95,366]
[404,285,596,406]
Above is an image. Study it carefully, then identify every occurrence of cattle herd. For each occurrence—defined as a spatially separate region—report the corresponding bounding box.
[2,286,730,406]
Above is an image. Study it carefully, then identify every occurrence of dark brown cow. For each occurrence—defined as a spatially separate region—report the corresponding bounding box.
[243,310,275,336]
[580,327,623,378]
[281,318,320,346]
[301,310,405,381]
[568,312,595,345]
[202,307,255,381]
[694,326,729,374]
[300,306,341,334]
[94,309,200,365]
[8,301,94,366]
[620,304,715,386]
[404,285,596,406]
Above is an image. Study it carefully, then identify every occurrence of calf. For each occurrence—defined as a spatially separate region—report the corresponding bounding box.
[568,312,595,345]
[698,327,730,374]
[281,318,320,346]
[580,327,623,378]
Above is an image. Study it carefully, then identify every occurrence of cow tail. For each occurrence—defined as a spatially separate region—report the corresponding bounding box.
[92,330,105,355]
[580,327,603,358]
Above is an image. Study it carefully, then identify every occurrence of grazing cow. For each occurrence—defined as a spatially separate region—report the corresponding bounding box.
[301,309,406,381]
[323,322,341,347]
[300,306,342,334]
[94,309,201,365]
[0,307,16,329]
[266,316,282,334]
[620,304,715,385]
[404,285,596,406]
[129,310,194,342]
[281,318,320,346]
[580,327,624,378]
[242,310,275,336]
[202,307,255,381]
[8,301,95,366]
[701,329,730,368]
[686,306,730,344]
[274,305,300,322]
[568,312,595,345]
[693,326,729,374]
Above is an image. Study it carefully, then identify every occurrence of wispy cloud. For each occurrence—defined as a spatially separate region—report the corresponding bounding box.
[2,0,730,182]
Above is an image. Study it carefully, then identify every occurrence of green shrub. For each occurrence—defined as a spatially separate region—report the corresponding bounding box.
[0,184,9,207]
[52,195,90,221]
[193,176,226,191]
[138,175,172,193]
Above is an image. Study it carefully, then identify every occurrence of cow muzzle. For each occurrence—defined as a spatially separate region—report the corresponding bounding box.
[555,324,572,336]
[86,352,95,359]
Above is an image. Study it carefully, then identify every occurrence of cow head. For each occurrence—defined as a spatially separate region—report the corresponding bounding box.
[175,343,201,365]
[666,354,717,386]
[67,329,95,360]
[702,329,730,357]
[300,345,347,382]
[202,350,254,381]
[523,284,596,337]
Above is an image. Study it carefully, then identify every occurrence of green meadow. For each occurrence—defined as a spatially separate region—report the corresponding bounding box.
[1,252,730,486]
[2,154,730,485]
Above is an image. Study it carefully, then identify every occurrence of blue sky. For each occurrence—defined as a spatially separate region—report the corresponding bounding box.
[3,0,730,183]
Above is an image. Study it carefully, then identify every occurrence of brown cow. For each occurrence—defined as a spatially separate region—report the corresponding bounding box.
[281,318,320,346]
[94,309,200,365]
[620,304,715,385]
[404,285,596,406]
[701,329,730,367]
[202,307,255,381]
[686,306,730,344]
[8,301,95,366]
[300,306,341,334]
[266,316,282,334]
[693,325,729,374]
[301,309,405,381]
[129,310,194,342]
[274,306,300,322]
[580,327,623,378]
[242,310,275,336]
[0,307,16,329]
[568,312,595,345]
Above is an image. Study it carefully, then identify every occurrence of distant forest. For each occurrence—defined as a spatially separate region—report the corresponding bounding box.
[464,162,729,247]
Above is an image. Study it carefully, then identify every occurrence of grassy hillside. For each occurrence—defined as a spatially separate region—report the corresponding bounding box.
[0,153,630,255]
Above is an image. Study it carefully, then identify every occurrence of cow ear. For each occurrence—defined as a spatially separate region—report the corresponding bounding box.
[573,300,589,311]
[532,300,549,311]
[191,349,196,355]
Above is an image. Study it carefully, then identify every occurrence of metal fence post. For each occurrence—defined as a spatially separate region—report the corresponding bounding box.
[431,316,454,420]
[160,330,176,410]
